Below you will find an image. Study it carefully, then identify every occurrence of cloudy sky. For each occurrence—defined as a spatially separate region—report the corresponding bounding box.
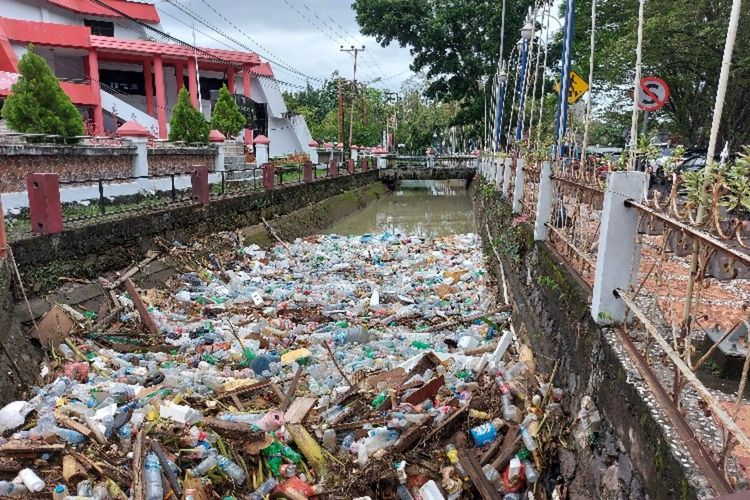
[155,0,416,93]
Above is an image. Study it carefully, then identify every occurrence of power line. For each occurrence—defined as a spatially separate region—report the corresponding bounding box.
[192,0,323,83]
[158,3,313,87]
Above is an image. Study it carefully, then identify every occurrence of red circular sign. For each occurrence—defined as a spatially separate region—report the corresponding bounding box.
[637,77,670,112]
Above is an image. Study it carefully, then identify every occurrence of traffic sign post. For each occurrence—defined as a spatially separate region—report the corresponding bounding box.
[637,76,670,112]
[553,70,590,105]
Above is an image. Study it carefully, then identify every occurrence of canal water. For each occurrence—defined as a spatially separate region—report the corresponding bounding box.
[325,180,476,237]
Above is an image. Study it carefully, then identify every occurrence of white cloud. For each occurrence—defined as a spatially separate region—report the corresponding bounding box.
[156,0,415,92]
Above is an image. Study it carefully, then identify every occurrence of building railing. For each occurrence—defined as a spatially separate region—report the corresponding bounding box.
[478,153,750,494]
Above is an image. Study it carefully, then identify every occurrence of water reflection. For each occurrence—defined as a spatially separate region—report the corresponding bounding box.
[326,180,476,238]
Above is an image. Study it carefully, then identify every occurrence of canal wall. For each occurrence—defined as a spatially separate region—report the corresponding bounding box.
[474,182,699,499]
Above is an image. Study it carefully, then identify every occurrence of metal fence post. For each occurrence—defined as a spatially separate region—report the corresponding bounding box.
[591,171,649,324]
[0,199,8,259]
[262,163,274,190]
[191,166,209,205]
[512,158,525,214]
[534,161,553,241]
[502,157,512,196]
[26,173,63,235]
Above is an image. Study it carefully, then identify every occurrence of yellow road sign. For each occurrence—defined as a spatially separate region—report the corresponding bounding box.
[553,71,590,104]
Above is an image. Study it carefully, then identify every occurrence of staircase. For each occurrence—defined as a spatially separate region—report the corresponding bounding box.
[100,89,160,134]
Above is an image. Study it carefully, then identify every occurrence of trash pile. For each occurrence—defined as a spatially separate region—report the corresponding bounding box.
[0,233,567,499]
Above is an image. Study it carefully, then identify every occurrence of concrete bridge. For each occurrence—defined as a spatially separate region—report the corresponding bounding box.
[381,155,477,183]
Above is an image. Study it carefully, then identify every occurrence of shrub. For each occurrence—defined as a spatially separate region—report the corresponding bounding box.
[1,45,84,142]
[210,84,246,138]
[168,88,209,143]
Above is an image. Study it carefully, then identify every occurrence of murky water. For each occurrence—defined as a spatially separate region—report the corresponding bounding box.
[326,180,476,237]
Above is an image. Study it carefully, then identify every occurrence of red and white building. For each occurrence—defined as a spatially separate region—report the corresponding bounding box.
[0,0,312,154]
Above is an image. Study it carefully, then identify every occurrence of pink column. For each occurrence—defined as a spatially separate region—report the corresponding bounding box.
[175,62,184,91]
[87,49,104,135]
[227,67,235,93]
[153,55,168,139]
[187,58,199,109]
[242,65,253,145]
[143,59,154,116]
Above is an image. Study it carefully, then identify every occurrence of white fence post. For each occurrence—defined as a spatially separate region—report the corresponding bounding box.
[534,160,553,241]
[512,158,525,214]
[591,171,649,324]
[495,159,503,189]
[502,157,512,196]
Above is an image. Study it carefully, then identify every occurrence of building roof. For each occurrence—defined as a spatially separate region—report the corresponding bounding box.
[0,17,92,49]
[46,0,160,23]
[91,35,262,66]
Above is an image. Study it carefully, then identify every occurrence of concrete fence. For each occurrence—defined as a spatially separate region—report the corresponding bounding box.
[479,155,649,325]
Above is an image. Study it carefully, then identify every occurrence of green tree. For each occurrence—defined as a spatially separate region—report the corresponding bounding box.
[169,88,209,143]
[209,84,245,138]
[353,0,530,128]
[1,46,83,142]
[565,0,750,147]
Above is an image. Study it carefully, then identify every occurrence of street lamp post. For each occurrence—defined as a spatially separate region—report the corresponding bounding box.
[515,17,534,142]
[492,63,508,152]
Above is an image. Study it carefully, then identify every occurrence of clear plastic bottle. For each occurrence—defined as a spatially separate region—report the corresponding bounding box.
[249,477,278,500]
[217,455,246,485]
[522,459,539,484]
[144,452,164,500]
[322,428,337,451]
[500,392,522,423]
[444,444,468,479]
[0,481,27,497]
[55,428,87,444]
[520,426,537,452]
[77,479,94,496]
[189,451,217,476]
[52,484,69,500]
[118,423,133,453]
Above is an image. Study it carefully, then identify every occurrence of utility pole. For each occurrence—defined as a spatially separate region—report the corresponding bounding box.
[384,90,398,152]
[341,45,365,151]
[337,78,344,143]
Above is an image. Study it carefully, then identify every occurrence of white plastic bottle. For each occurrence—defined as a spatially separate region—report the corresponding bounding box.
[17,468,45,492]
[144,452,163,500]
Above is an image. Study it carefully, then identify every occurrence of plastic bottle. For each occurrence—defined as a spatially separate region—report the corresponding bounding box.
[52,484,69,500]
[118,423,133,453]
[444,444,468,479]
[144,452,164,500]
[77,479,94,496]
[217,455,246,485]
[58,343,75,360]
[322,428,337,451]
[500,392,522,423]
[190,451,218,476]
[396,484,415,500]
[520,426,537,452]
[522,459,539,484]
[482,464,503,490]
[249,477,278,500]
[469,422,497,447]
[0,481,27,497]
[18,468,45,492]
[55,428,87,444]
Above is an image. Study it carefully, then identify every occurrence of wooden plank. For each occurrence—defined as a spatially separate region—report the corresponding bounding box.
[124,279,159,335]
[203,418,266,441]
[394,416,434,453]
[458,448,503,500]
[490,425,520,472]
[284,397,317,425]
[54,411,93,438]
[0,442,65,455]
[331,418,388,431]
[132,431,146,500]
[363,367,406,389]
[424,405,469,442]
[403,375,445,406]
[151,440,182,498]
